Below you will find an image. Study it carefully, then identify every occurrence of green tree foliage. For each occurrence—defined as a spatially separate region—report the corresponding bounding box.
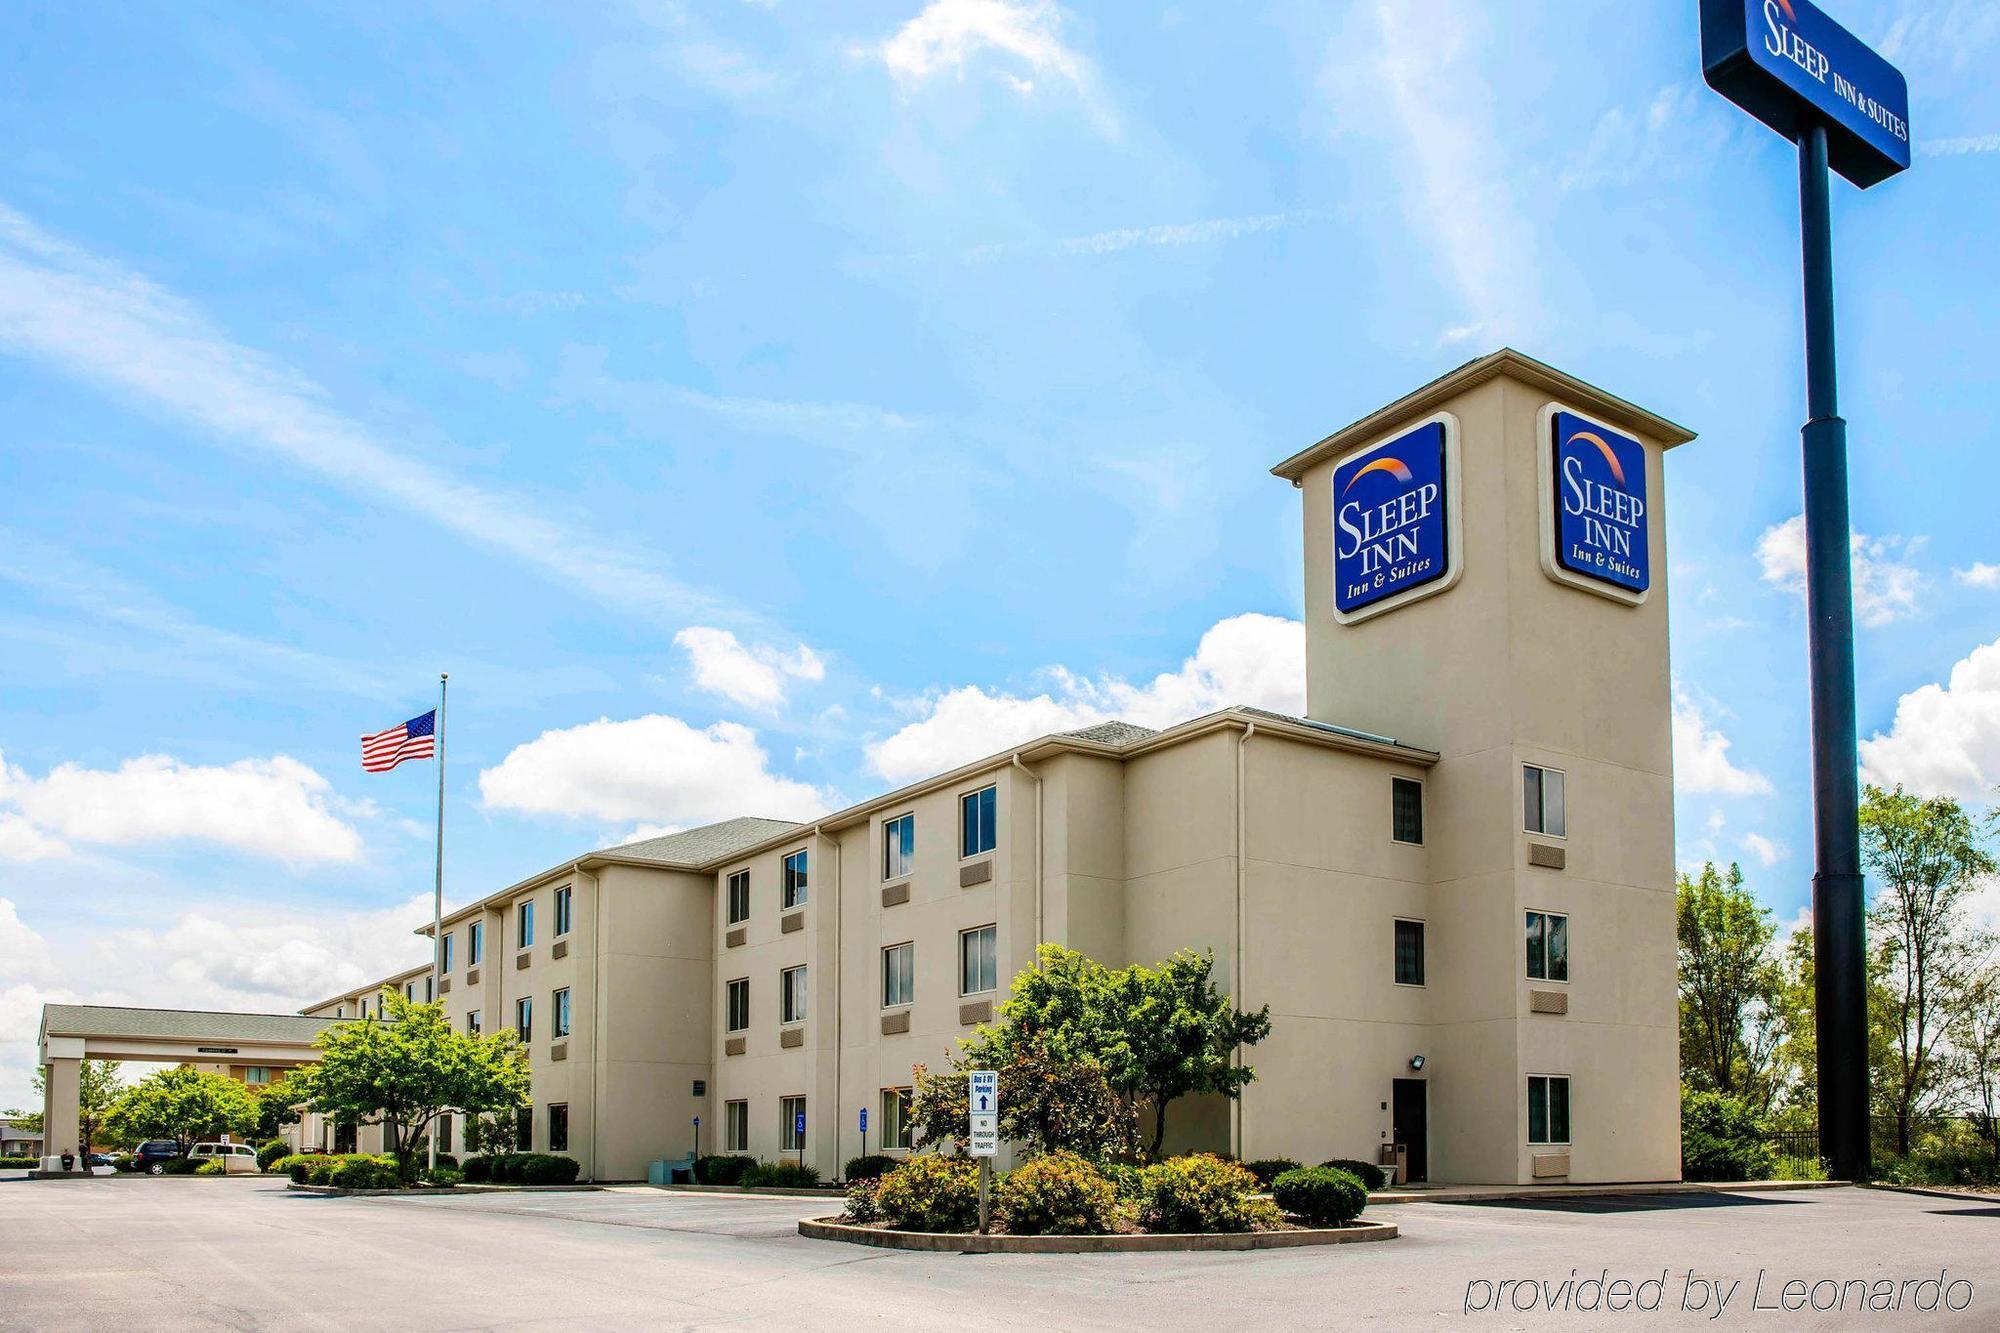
[954,944,1269,1157]
[1951,964,2000,1160]
[107,1067,257,1156]
[253,1076,302,1142]
[1768,924,1900,1119]
[1860,785,1999,1156]
[292,987,530,1183]
[1680,1088,1775,1182]
[10,1061,126,1150]
[1677,862,1783,1107]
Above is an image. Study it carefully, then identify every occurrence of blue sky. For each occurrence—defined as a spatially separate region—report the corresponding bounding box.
[1,1,1996,1106]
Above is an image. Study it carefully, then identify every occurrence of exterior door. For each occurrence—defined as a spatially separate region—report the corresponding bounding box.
[1392,1078,1428,1184]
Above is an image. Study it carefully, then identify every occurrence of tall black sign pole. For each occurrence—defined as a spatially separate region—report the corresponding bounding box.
[1701,0,1911,1183]
[1796,122,1868,1184]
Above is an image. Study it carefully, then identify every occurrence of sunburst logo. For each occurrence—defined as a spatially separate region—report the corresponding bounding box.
[1773,0,1796,19]
[1565,430,1628,488]
[1341,456,1414,492]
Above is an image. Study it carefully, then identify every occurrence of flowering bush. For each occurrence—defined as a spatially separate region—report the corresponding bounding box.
[1135,1154,1279,1234]
[875,1154,980,1232]
[995,1152,1118,1236]
[842,1177,883,1223]
[1271,1166,1367,1225]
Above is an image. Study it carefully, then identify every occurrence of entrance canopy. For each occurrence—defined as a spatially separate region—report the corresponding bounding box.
[37,1004,334,1159]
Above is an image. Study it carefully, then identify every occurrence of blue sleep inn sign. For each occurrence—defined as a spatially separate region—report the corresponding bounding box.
[1552,411,1649,594]
[1331,418,1452,619]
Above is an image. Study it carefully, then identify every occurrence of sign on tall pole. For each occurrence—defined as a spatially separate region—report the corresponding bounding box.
[1701,0,1911,1183]
[968,1070,998,1233]
[430,672,448,1173]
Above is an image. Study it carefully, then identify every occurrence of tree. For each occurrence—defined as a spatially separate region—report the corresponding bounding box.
[908,1040,1140,1160]
[962,944,1270,1158]
[107,1068,257,1157]
[1677,862,1782,1106]
[1953,964,2000,1161]
[292,987,530,1182]
[11,1061,126,1154]
[253,1076,303,1143]
[1861,785,1998,1156]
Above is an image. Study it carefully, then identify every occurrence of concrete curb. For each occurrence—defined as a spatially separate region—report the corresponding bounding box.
[1864,1183,2000,1204]
[654,1183,844,1199]
[798,1216,1397,1253]
[287,1182,601,1198]
[1368,1179,1848,1206]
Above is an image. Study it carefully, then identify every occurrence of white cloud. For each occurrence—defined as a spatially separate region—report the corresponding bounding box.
[874,0,1114,134]
[1322,0,1537,344]
[0,202,728,627]
[1954,562,2000,588]
[1672,691,1773,796]
[1755,514,1925,627]
[1741,832,1786,868]
[0,892,429,1110]
[0,813,66,863]
[1859,635,2000,805]
[1920,133,2000,157]
[866,612,1304,783]
[1561,83,1715,191]
[674,626,826,710]
[478,714,830,825]
[0,750,360,863]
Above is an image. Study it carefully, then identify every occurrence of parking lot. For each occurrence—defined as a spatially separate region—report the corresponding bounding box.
[0,1175,1994,1329]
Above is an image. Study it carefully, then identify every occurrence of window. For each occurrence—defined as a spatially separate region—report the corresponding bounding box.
[1394,919,1426,986]
[1528,1075,1571,1144]
[1524,764,1567,837]
[548,1103,570,1153]
[516,996,533,1042]
[437,1115,453,1155]
[780,1095,807,1151]
[441,932,455,974]
[781,965,808,1024]
[1392,778,1424,845]
[469,921,484,966]
[243,1067,271,1085]
[404,981,415,1001]
[883,813,915,880]
[724,1100,749,1152]
[881,1087,914,1150]
[782,850,809,909]
[466,1010,482,1035]
[553,987,572,1038]
[424,975,434,1003]
[335,1005,344,1019]
[726,870,750,926]
[515,1106,534,1152]
[726,978,750,1032]
[882,942,914,1007]
[555,884,573,936]
[1526,910,1570,982]
[959,925,997,996]
[517,899,536,949]
[960,785,996,858]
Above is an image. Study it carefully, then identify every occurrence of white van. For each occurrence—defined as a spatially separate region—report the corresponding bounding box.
[189,1142,260,1175]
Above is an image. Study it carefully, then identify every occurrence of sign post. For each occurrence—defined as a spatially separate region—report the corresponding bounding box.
[858,1105,868,1161]
[795,1109,807,1173]
[968,1070,998,1234]
[692,1114,700,1162]
[1701,0,1911,1184]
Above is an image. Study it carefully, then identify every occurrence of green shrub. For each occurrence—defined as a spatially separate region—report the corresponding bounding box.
[0,1155,40,1169]
[1245,1158,1301,1188]
[256,1140,291,1171]
[1769,1153,1830,1182]
[842,1177,883,1223]
[515,1154,581,1185]
[270,1152,317,1178]
[742,1159,821,1188]
[995,1151,1118,1236]
[1136,1154,1279,1234]
[194,1159,226,1176]
[1319,1158,1387,1191]
[462,1155,491,1183]
[301,1153,383,1185]
[843,1154,898,1182]
[1272,1167,1367,1225]
[876,1154,980,1232]
[420,1165,463,1187]
[1098,1161,1146,1202]
[159,1157,203,1175]
[1680,1090,1773,1182]
[694,1154,754,1185]
[328,1157,400,1190]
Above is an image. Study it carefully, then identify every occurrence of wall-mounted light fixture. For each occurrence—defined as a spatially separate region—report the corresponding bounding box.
[1409,1054,1426,1071]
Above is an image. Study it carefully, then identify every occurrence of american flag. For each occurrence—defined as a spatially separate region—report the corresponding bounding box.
[362,709,437,772]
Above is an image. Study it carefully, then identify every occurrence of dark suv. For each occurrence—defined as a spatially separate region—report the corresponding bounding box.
[133,1141,182,1174]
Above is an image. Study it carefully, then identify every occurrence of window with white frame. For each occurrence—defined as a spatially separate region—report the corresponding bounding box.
[1528,1075,1571,1144]
[469,921,484,966]
[1526,910,1569,982]
[883,813,915,880]
[781,965,808,1024]
[515,996,532,1042]
[466,1010,481,1035]
[724,1099,749,1152]
[1524,764,1567,837]
[959,924,997,995]
[782,850,808,909]
[726,870,750,926]
[441,932,455,973]
[780,1095,807,1151]
[553,987,572,1038]
[517,898,537,948]
[244,1066,271,1085]
[554,884,573,936]
[882,942,914,1007]
[960,785,996,858]
[881,1087,914,1150]
[726,978,750,1032]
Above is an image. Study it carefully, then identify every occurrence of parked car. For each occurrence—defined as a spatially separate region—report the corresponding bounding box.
[133,1141,182,1174]
[188,1142,259,1170]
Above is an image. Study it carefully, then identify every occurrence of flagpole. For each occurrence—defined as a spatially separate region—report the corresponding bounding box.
[430,672,447,1173]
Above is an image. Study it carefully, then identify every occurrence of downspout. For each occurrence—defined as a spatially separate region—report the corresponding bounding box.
[1234,721,1256,1161]
[583,866,603,1184]
[815,823,840,1171]
[1011,754,1044,947]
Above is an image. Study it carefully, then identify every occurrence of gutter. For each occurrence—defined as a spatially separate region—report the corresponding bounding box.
[1010,754,1044,947]
[1233,720,1256,1160]
[815,822,841,1170]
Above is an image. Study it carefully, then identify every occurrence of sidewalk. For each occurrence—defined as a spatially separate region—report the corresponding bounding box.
[1370,1178,1847,1205]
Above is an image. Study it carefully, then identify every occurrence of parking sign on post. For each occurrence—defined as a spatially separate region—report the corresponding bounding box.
[968,1070,999,1233]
